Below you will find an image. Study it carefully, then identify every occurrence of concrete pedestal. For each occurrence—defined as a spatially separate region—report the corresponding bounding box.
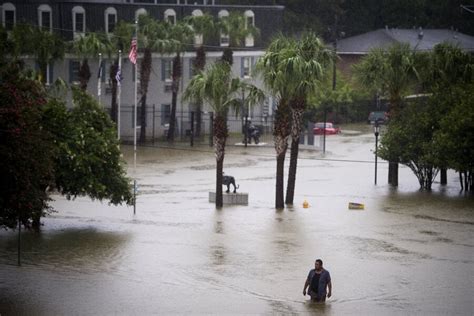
[209,192,248,205]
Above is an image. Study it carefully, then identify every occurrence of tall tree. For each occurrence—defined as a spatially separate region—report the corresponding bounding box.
[10,24,65,85]
[185,13,216,138]
[184,62,263,207]
[283,32,333,205]
[166,21,194,143]
[137,15,170,143]
[353,43,420,186]
[256,35,294,209]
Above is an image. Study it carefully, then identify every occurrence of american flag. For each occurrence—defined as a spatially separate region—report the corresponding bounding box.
[128,37,137,65]
[115,66,123,86]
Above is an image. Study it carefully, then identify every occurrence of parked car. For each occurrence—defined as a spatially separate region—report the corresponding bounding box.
[313,122,341,135]
[368,111,388,124]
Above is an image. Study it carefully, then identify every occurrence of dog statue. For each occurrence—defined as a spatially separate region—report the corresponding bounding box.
[223,173,239,193]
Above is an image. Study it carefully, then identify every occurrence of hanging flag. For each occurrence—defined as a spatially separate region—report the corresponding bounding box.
[115,66,123,86]
[129,36,137,65]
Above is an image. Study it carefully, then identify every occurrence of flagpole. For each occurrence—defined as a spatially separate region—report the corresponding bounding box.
[134,20,138,153]
[98,53,102,104]
[117,50,122,140]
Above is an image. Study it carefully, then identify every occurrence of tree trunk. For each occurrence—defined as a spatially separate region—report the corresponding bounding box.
[285,102,304,205]
[440,168,447,185]
[196,108,202,138]
[79,58,91,91]
[388,161,399,186]
[286,138,300,205]
[273,98,290,209]
[194,47,206,138]
[139,49,152,143]
[276,149,286,209]
[110,60,118,123]
[168,53,182,143]
[222,48,233,66]
[214,114,228,208]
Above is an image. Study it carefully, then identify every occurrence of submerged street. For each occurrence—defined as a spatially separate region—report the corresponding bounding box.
[1,125,473,315]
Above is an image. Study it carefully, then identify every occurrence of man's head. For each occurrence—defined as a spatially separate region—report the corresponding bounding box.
[314,259,323,271]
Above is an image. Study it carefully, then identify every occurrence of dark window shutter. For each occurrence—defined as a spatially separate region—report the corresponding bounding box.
[241,57,245,77]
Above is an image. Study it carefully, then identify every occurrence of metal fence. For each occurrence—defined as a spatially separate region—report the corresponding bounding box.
[107,99,379,147]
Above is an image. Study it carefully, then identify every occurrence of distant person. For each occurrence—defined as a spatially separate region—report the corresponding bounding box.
[303,259,332,302]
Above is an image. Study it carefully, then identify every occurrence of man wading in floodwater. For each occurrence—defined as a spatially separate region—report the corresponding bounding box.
[303,259,332,302]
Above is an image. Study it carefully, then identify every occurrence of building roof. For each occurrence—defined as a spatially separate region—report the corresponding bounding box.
[336,28,474,54]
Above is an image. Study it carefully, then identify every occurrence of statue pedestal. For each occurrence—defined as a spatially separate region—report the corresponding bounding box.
[209,192,248,205]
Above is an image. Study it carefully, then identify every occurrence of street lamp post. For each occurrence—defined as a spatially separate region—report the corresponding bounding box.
[374,121,380,185]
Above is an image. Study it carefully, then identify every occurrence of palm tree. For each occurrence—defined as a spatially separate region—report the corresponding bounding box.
[73,32,111,91]
[166,21,194,143]
[218,11,259,66]
[185,13,216,138]
[256,35,294,209]
[10,24,65,85]
[353,43,420,186]
[183,61,263,207]
[283,32,333,205]
[137,15,169,143]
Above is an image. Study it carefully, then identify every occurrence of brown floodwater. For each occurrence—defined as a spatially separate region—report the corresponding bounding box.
[1,126,473,315]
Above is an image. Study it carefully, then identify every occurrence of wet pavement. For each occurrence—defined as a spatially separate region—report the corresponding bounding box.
[1,124,473,315]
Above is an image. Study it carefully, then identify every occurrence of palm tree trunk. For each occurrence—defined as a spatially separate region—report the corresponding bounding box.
[275,141,288,209]
[286,138,300,204]
[110,60,118,123]
[196,108,202,138]
[214,114,228,208]
[273,98,291,209]
[168,53,182,143]
[139,49,152,143]
[194,47,206,138]
[286,101,305,205]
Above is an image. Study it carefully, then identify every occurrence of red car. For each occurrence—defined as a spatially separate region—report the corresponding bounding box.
[313,122,341,135]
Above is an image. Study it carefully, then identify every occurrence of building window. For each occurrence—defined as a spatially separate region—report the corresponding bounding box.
[244,10,255,47]
[241,56,254,78]
[2,3,16,31]
[72,6,85,39]
[105,7,117,34]
[162,60,172,81]
[161,104,171,125]
[69,60,81,84]
[38,5,52,32]
[135,8,147,21]
[218,10,229,47]
[164,9,176,25]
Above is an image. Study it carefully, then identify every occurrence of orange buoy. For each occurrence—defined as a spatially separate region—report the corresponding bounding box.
[303,200,309,208]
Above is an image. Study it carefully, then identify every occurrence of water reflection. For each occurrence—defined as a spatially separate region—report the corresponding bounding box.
[0,228,131,273]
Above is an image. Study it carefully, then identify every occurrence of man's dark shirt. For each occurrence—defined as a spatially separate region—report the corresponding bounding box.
[307,268,331,299]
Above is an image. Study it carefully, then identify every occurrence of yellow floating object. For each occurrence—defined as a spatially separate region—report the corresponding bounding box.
[303,200,309,208]
[348,202,365,210]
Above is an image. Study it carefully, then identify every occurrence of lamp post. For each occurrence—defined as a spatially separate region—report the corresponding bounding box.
[374,121,380,185]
